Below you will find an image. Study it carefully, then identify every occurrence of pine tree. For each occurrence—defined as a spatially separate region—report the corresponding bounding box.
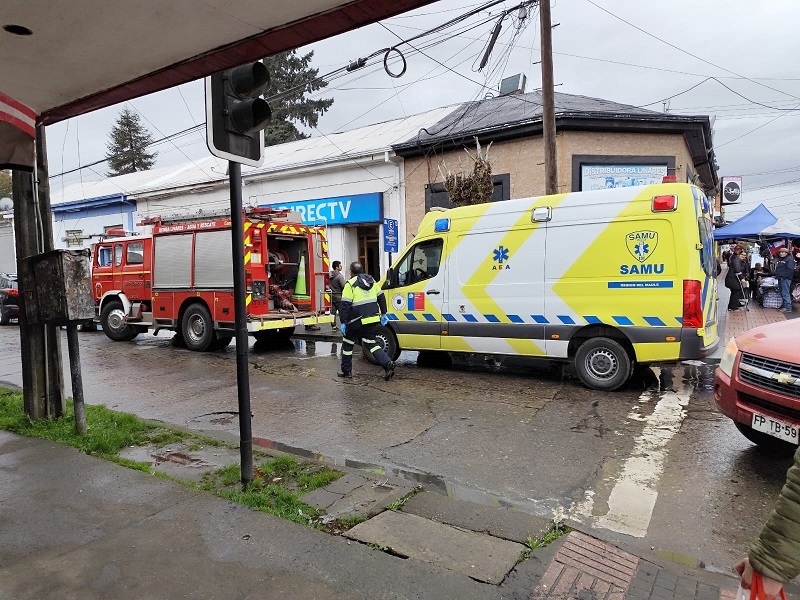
[262,50,334,146]
[104,108,157,176]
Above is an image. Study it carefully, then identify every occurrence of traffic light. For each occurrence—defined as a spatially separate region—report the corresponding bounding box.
[206,61,271,166]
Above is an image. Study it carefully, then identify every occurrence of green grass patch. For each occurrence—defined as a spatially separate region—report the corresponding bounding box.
[386,485,422,511]
[526,523,572,552]
[0,388,346,532]
[199,455,343,528]
[0,388,228,461]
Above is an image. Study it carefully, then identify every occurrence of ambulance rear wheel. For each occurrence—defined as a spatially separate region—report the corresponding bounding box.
[574,338,632,391]
[362,325,400,364]
[101,300,139,342]
[182,304,215,352]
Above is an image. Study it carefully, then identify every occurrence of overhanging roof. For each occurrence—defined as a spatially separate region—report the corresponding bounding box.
[2,1,436,124]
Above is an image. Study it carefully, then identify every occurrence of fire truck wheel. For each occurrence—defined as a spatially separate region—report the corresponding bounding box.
[362,325,400,365]
[574,337,632,391]
[100,300,140,342]
[182,304,215,352]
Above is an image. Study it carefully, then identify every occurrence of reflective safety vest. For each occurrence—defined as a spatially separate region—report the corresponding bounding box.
[340,275,386,325]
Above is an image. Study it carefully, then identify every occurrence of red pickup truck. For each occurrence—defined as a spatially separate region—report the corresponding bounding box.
[714,318,800,452]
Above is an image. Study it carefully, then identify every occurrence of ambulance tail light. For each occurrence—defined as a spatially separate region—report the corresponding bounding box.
[652,195,677,212]
[682,280,703,328]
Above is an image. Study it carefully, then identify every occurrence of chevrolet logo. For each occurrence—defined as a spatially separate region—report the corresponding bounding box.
[774,373,797,385]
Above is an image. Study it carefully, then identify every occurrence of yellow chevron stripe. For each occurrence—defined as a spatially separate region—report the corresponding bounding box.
[246,294,252,307]
[244,251,251,264]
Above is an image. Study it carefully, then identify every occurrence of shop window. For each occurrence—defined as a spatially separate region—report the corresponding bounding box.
[424,173,510,212]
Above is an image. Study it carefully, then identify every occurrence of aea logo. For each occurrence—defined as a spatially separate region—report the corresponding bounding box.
[492,245,511,270]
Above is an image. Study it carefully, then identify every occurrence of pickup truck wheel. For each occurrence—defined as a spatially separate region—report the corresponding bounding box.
[182,304,215,352]
[100,300,139,342]
[362,325,400,364]
[574,337,632,391]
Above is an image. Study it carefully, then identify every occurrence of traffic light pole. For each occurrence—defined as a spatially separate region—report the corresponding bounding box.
[228,161,253,487]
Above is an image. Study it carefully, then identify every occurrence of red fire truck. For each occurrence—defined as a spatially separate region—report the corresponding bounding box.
[92,207,332,351]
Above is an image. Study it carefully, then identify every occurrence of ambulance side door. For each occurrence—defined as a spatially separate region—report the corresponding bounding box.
[384,237,446,351]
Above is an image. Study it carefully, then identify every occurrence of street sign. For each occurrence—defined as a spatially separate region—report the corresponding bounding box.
[383,218,399,253]
[721,176,742,204]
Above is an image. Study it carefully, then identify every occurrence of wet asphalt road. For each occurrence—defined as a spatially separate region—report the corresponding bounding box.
[0,325,794,573]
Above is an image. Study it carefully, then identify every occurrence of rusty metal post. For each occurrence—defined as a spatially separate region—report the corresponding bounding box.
[66,324,87,434]
[35,127,66,408]
[12,170,51,419]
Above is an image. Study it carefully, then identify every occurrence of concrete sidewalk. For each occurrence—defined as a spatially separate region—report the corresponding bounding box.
[5,428,795,600]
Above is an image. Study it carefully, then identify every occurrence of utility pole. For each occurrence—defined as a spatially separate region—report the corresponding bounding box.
[12,125,65,419]
[539,0,558,195]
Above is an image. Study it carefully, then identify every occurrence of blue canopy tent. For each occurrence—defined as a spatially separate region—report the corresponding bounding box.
[713,203,800,240]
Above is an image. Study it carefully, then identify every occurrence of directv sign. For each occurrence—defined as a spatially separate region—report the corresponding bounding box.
[260,192,383,226]
[721,176,742,204]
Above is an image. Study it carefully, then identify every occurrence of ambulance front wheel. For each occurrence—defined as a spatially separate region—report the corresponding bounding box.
[100,300,140,342]
[574,337,632,391]
[362,325,400,364]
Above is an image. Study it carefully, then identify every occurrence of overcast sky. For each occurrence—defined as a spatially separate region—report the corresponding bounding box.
[45,0,800,222]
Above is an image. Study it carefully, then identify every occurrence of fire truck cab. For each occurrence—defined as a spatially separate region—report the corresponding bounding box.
[92,208,332,351]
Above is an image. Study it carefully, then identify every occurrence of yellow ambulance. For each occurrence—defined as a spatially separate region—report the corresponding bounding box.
[372,182,719,390]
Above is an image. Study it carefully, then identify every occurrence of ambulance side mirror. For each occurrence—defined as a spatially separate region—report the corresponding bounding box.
[532,206,552,222]
[382,267,394,289]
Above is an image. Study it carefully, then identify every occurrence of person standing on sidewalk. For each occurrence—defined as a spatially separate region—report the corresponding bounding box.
[337,261,395,381]
[328,260,346,330]
[726,247,749,311]
[735,446,800,598]
[774,246,796,313]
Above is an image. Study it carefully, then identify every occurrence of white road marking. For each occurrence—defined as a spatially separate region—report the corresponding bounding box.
[570,369,692,538]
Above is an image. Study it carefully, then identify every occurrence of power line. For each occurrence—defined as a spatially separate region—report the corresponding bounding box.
[583,0,800,103]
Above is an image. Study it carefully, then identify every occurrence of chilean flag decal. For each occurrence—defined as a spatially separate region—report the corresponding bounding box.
[407,292,425,311]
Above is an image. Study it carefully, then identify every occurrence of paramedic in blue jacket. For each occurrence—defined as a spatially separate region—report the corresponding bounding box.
[775,246,796,313]
[337,261,395,381]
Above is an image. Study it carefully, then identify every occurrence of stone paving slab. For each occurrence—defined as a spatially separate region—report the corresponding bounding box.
[401,490,553,544]
[344,509,525,584]
[325,481,409,519]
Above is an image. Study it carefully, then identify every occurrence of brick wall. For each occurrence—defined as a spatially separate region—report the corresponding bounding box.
[402,131,695,241]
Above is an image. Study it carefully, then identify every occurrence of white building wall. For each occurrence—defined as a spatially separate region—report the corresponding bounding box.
[51,209,134,250]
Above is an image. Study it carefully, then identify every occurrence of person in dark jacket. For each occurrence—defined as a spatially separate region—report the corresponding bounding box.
[337,261,395,381]
[328,260,346,330]
[774,246,796,313]
[725,248,749,311]
[735,446,800,598]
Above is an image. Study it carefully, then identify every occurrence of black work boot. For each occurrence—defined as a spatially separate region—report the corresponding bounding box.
[383,361,395,381]
[337,370,352,378]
